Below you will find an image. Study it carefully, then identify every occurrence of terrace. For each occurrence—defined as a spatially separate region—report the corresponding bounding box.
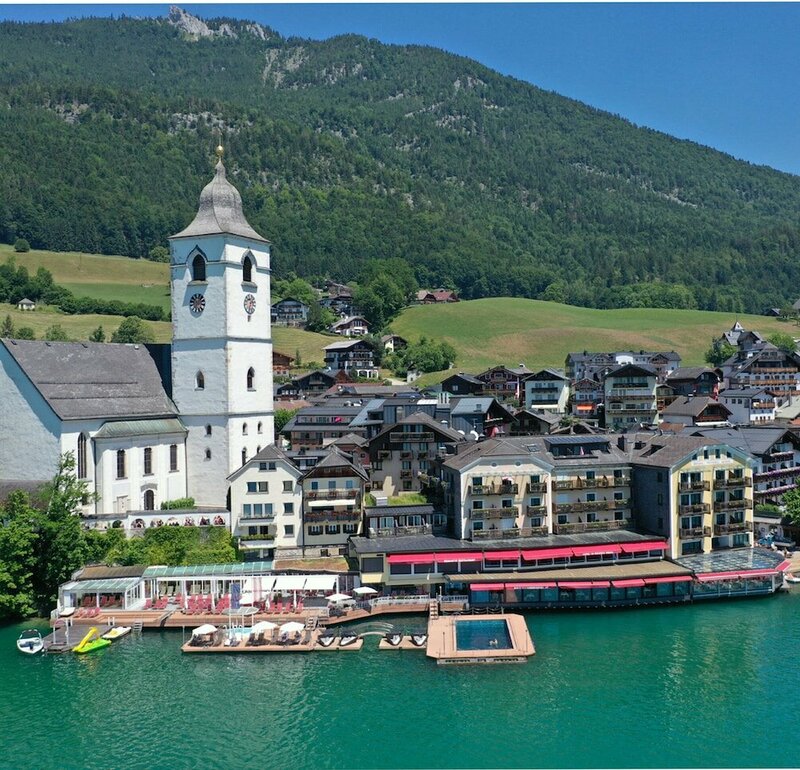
[552,519,632,535]
[714,477,753,489]
[472,526,549,540]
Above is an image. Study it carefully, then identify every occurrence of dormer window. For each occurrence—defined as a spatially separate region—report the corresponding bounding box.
[191,254,206,282]
[242,255,253,283]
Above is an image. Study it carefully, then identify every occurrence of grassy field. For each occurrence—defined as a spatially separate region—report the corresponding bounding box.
[392,298,795,382]
[273,326,332,366]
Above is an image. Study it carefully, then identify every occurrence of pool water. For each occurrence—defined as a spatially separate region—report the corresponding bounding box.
[455,619,513,650]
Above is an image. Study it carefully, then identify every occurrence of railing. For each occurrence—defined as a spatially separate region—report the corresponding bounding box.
[678,503,710,514]
[679,481,710,492]
[372,596,431,606]
[416,451,429,459]
[371,524,432,538]
[679,526,711,539]
[767,450,794,460]
[305,489,359,501]
[237,534,275,543]
[713,499,753,512]
[714,521,753,535]
[400,470,413,479]
[469,483,519,495]
[400,452,413,460]
[472,526,549,540]
[607,388,655,398]
[554,500,630,514]
[240,513,275,521]
[553,477,629,490]
[526,505,547,515]
[552,519,632,535]
[304,510,361,523]
[388,431,434,443]
[526,482,548,493]
[470,507,518,519]
[754,467,800,481]
[377,450,391,459]
[714,477,752,489]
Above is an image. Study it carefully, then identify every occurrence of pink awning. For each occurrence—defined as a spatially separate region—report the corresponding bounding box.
[483,550,520,560]
[505,582,557,589]
[387,553,435,565]
[588,580,611,587]
[776,559,792,572]
[734,569,778,579]
[521,547,574,560]
[643,576,693,584]
[434,551,483,563]
[470,583,504,591]
[571,544,622,557]
[620,541,667,553]
[612,579,646,588]
[558,581,595,589]
[696,571,740,581]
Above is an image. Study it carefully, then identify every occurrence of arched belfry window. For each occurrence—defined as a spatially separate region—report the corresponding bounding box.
[77,433,88,480]
[247,367,255,391]
[192,254,206,282]
[196,371,205,390]
[242,448,248,465]
[242,255,253,283]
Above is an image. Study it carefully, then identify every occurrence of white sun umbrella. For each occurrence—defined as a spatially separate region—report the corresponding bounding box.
[249,620,278,635]
[327,592,351,603]
[191,624,217,636]
[353,586,378,596]
[279,621,305,634]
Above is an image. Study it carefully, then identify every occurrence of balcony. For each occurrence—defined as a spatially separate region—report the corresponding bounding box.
[679,526,711,539]
[713,477,752,490]
[713,499,753,512]
[400,451,413,460]
[377,450,391,459]
[468,483,519,495]
[526,482,548,493]
[754,466,800,482]
[237,535,275,548]
[416,451,429,460]
[552,519,632,535]
[389,431,434,443]
[553,500,630,514]
[305,489,359,501]
[472,526,549,541]
[372,524,433,538]
[240,512,275,522]
[678,503,710,515]
[607,388,656,398]
[713,521,753,536]
[304,510,361,523]
[400,470,413,479]
[526,505,547,516]
[553,476,629,490]
[470,506,518,520]
[679,480,710,492]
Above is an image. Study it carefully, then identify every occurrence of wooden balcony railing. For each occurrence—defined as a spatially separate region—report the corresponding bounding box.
[305,489,359,501]
[471,526,549,541]
[678,503,710,515]
[678,480,710,492]
[304,510,361,523]
[552,519,632,535]
[713,521,753,536]
[713,477,752,489]
[526,482,548,493]
[470,507,518,519]
[553,476,629,490]
[468,483,519,495]
[526,505,547,516]
[389,431,434,443]
[713,499,753,512]
[679,526,711,539]
[554,499,630,514]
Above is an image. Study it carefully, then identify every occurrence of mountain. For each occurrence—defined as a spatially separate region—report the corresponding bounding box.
[1,7,800,313]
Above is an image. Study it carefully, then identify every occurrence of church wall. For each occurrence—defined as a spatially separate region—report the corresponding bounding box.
[61,419,103,516]
[0,345,61,480]
[182,416,229,507]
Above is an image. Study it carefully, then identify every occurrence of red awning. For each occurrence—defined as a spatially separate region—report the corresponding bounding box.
[387,553,435,565]
[521,547,574,560]
[734,569,778,579]
[776,559,792,572]
[643,576,693,584]
[571,544,622,557]
[470,583,504,591]
[505,582,557,589]
[588,580,611,587]
[612,579,646,588]
[696,571,740,581]
[620,541,667,553]
[576,405,593,411]
[434,551,483,563]
[482,550,521,560]
[558,581,595,589]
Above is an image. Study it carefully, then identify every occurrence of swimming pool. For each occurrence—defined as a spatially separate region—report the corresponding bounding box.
[454,619,513,651]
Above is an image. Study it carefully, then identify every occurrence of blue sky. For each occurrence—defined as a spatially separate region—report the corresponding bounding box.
[3,3,800,175]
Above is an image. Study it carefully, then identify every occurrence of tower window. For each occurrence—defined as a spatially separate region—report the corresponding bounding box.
[242,255,253,283]
[247,367,255,391]
[242,448,248,465]
[243,423,248,436]
[257,422,263,434]
[196,371,205,390]
[205,449,212,460]
[143,447,153,476]
[143,490,155,511]
[205,425,212,436]
[77,433,88,480]
[116,449,126,479]
[169,444,178,472]
[192,254,206,282]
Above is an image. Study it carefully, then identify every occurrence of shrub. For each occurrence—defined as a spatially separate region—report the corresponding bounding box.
[13,238,30,253]
[161,497,196,510]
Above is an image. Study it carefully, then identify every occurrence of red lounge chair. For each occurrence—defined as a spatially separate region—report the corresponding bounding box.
[144,598,153,610]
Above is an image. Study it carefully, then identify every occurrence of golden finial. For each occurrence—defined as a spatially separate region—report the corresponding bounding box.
[215,144,224,161]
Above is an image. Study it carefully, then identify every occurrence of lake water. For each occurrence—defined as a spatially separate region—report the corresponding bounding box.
[2,593,800,769]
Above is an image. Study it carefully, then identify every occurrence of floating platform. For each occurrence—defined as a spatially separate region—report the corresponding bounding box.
[181,631,365,654]
[426,613,534,665]
[378,636,427,651]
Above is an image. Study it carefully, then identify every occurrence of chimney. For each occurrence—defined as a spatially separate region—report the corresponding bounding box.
[617,435,626,451]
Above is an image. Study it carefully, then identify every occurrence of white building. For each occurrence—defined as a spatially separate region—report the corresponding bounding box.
[523,368,569,413]
[719,387,777,424]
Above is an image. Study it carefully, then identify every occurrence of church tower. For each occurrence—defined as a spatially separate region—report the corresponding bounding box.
[169,147,274,506]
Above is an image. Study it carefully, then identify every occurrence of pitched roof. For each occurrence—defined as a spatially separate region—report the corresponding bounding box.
[170,159,268,243]
[690,425,800,457]
[331,432,368,448]
[661,397,730,419]
[2,340,176,421]
[667,367,717,381]
[324,339,370,351]
[370,411,464,444]
[302,448,368,481]
[630,435,748,468]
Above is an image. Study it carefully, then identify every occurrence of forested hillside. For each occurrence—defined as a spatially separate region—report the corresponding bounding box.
[2,8,800,312]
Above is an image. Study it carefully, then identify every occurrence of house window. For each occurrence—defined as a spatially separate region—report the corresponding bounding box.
[284,525,294,537]
[143,490,155,511]
[372,461,383,471]
[343,524,357,534]
[196,371,205,390]
[169,444,178,472]
[77,433,88,479]
[205,424,212,436]
[247,368,255,391]
[191,254,206,282]
[283,480,293,492]
[309,525,323,536]
[325,525,341,535]
[268,462,276,471]
[258,482,268,493]
[143,447,153,476]
[557,514,568,525]
[242,255,253,283]
[259,462,267,471]
[243,423,248,436]
[116,449,126,479]
[284,503,294,514]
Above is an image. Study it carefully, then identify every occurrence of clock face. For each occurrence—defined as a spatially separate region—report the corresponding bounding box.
[243,293,256,315]
[189,293,206,315]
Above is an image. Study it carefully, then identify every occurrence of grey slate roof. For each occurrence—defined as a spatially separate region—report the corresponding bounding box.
[661,397,729,419]
[667,367,717,381]
[93,418,186,440]
[302,448,369,481]
[170,160,269,243]
[370,411,464,444]
[364,504,436,518]
[690,425,800,458]
[2,340,177,421]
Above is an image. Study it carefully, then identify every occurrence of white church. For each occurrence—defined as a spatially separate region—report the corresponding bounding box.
[0,150,275,530]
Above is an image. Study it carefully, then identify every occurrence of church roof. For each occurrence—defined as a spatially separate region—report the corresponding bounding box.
[170,159,269,243]
[2,340,177,421]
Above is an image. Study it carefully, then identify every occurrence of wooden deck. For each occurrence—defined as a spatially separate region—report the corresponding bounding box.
[181,630,365,654]
[426,613,535,665]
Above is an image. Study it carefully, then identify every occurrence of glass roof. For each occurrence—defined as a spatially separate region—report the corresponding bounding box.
[65,577,141,592]
[142,562,274,578]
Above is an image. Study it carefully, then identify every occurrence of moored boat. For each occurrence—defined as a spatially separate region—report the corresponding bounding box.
[16,629,44,655]
[101,626,132,641]
[785,573,800,584]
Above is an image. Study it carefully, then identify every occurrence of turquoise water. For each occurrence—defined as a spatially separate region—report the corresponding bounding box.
[455,618,512,650]
[3,594,800,769]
